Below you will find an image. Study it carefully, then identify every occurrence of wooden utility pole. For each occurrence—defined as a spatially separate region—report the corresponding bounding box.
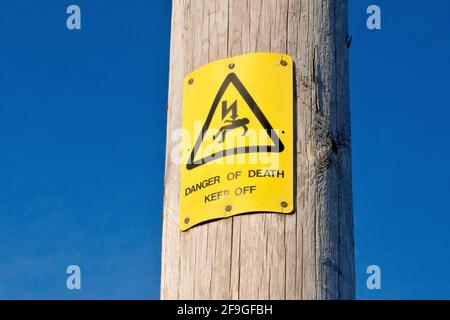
[161,0,354,300]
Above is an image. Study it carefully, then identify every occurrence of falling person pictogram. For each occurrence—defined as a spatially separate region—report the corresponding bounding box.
[213,117,250,143]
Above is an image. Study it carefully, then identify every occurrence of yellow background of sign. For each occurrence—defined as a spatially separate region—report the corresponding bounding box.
[180,53,294,231]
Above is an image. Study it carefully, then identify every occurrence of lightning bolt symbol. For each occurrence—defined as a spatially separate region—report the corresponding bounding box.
[221,100,238,120]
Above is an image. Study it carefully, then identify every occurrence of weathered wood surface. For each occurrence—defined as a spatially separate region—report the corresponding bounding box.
[161,0,354,300]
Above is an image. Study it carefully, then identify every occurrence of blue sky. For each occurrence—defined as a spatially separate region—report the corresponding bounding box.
[0,1,449,299]
[351,0,450,299]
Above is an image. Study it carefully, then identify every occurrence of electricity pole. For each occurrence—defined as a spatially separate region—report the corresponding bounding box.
[161,0,354,300]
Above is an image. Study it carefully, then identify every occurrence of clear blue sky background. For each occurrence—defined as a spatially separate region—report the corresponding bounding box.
[0,0,449,300]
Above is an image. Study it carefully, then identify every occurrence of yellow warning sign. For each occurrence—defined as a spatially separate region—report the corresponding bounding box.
[180,53,294,231]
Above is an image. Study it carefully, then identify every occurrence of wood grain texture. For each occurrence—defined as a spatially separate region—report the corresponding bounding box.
[161,0,354,300]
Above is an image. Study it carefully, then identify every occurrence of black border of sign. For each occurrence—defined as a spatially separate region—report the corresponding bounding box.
[187,72,285,170]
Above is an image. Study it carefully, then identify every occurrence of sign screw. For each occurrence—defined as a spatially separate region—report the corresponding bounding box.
[225,205,232,212]
[229,63,235,69]
[188,79,194,85]
[280,60,288,66]
[281,201,288,208]
[184,217,190,224]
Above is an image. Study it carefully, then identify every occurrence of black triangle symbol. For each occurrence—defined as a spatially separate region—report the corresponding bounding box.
[187,73,285,170]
